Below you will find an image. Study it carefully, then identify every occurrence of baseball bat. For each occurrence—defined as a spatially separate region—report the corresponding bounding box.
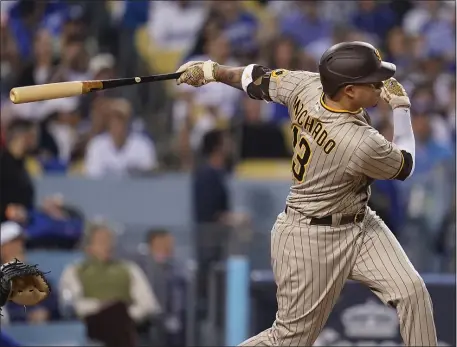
[9,72,183,104]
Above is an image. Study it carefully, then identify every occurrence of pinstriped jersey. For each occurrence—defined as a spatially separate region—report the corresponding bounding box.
[267,69,404,217]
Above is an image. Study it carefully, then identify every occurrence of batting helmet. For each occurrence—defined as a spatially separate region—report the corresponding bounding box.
[318,41,396,97]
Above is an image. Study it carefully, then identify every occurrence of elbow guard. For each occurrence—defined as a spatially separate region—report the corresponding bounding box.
[393,150,414,181]
[242,65,272,101]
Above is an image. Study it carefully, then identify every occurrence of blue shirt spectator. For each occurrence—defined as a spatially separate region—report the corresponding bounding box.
[401,114,454,235]
[8,1,69,59]
[420,17,456,60]
[351,1,398,41]
[279,4,331,47]
[122,0,149,30]
[222,9,258,56]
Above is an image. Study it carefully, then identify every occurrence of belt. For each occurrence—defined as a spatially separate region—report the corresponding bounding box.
[285,206,366,226]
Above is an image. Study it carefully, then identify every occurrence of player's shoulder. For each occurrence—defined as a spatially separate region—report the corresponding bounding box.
[270,69,319,81]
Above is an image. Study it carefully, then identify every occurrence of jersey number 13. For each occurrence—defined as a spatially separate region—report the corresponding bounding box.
[292,125,312,182]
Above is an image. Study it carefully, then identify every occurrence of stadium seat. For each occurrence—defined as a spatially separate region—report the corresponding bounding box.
[26,250,84,284]
[134,25,184,75]
[1,321,96,346]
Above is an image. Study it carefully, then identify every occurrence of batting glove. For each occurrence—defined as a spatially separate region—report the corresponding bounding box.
[176,60,218,87]
[380,78,411,109]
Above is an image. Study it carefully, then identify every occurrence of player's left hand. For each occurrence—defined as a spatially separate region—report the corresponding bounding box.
[176,60,218,87]
[380,77,411,109]
[0,259,51,309]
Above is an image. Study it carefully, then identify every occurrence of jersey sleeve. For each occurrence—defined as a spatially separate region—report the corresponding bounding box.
[347,128,413,181]
[244,65,315,106]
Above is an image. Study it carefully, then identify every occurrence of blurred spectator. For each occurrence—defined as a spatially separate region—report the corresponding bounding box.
[238,96,289,159]
[102,1,147,81]
[0,119,37,224]
[419,7,455,62]
[350,0,398,42]
[59,223,161,346]
[174,33,242,168]
[384,27,414,77]
[401,111,454,271]
[185,17,224,60]
[1,221,60,323]
[192,129,249,319]
[147,1,206,54]
[304,24,353,63]
[210,1,259,62]
[267,35,302,71]
[135,229,187,347]
[193,129,232,225]
[50,34,90,83]
[15,28,57,88]
[410,85,453,147]
[0,16,21,99]
[403,1,455,37]
[0,117,79,247]
[84,98,158,178]
[44,97,81,167]
[279,1,332,48]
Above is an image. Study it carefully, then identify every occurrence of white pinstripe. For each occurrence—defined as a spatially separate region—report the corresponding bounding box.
[239,208,437,347]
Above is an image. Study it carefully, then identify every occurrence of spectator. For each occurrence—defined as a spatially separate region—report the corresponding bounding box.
[50,34,90,83]
[184,17,224,60]
[15,27,57,88]
[174,33,242,167]
[238,96,289,159]
[403,1,454,37]
[410,85,453,147]
[305,24,365,65]
[420,10,456,63]
[401,111,454,272]
[147,1,206,53]
[59,223,161,347]
[0,16,21,100]
[0,118,78,234]
[84,98,158,178]
[0,119,37,224]
[44,97,81,167]
[1,221,60,323]
[211,1,259,62]
[350,0,398,42]
[192,129,249,319]
[384,27,414,78]
[279,1,332,48]
[135,229,187,347]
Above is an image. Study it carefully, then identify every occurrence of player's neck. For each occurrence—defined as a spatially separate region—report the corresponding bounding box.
[323,94,360,113]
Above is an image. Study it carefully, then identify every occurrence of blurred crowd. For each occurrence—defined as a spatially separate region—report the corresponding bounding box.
[0,0,455,345]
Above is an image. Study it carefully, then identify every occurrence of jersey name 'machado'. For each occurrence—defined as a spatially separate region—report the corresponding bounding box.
[292,97,336,154]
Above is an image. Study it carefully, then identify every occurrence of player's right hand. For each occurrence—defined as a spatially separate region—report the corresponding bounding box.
[380,78,411,109]
[176,60,218,87]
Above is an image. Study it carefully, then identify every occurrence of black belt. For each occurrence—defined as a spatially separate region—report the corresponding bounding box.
[285,206,366,226]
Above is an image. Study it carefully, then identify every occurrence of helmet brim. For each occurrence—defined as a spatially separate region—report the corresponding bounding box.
[352,61,396,85]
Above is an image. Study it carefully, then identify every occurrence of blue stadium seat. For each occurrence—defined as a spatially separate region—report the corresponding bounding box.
[1,321,91,346]
[26,250,84,284]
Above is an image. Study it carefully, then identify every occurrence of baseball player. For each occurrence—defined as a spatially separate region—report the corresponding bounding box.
[175,41,437,346]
